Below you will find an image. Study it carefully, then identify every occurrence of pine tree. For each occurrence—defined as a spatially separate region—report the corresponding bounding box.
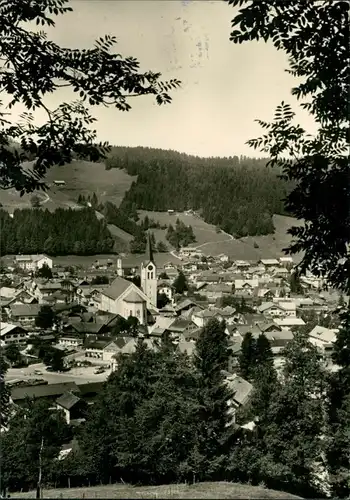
[249,334,278,422]
[255,332,328,496]
[326,309,350,497]
[238,332,256,381]
[254,333,274,371]
[173,271,188,295]
[193,318,234,481]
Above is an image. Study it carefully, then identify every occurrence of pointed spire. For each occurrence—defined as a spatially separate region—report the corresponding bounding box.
[146,231,154,263]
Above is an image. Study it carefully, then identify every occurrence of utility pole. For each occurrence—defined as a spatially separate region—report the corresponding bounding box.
[36,437,44,499]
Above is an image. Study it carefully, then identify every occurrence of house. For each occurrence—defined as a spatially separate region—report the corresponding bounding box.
[192,308,219,328]
[274,317,306,328]
[234,279,259,296]
[308,325,337,356]
[84,338,113,359]
[102,337,133,363]
[200,283,232,301]
[56,391,88,425]
[7,303,41,326]
[58,337,83,348]
[53,180,66,186]
[167,318,197,341]
[157,281,175,303]
[14,254,53,271]
[179,247,201,258]
[259,259,280,269]
[258,302,291,318]
[10,382,80,406]
[0,322,28,346]
[175,298,203,316]
[225,372,253,424]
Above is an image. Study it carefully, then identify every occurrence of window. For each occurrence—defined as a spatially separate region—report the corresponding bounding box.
[129,310,132,317]
[136,309,140,317]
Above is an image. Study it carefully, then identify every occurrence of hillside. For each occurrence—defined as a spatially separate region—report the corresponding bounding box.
[14,482,303,499]
[139,211,303,261]
[0,159,135,213]
[107,146,292,238]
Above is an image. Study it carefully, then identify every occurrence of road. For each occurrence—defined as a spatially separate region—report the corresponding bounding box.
[6,363,109,385]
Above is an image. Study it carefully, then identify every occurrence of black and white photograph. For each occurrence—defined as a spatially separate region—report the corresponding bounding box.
[0,0,349,498]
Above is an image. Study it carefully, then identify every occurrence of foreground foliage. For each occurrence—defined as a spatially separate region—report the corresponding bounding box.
[0,0,179,193]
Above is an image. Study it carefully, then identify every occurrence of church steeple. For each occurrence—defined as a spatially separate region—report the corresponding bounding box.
[145,231,154,264]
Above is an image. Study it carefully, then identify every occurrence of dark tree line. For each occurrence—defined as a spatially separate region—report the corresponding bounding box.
[0,208,115,256]
[166,219,196,249]
[2,318,345,498]
[105,146,292,238]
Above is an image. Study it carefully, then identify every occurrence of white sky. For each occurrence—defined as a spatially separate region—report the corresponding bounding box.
[20,0,317,157]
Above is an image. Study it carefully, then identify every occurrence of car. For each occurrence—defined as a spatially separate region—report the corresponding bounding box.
[94,367,105,374]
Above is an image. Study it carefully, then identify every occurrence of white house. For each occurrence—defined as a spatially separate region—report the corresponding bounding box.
[0,322,28,346]
[14,254,53,271]
[58,337,83,348]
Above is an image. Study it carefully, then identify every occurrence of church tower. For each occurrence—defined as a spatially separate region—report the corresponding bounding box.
[140,232,157,308]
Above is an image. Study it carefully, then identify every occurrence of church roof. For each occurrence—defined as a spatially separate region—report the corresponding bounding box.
[100,277,131,301]
[143,231,154,266]
[123,290,146,303]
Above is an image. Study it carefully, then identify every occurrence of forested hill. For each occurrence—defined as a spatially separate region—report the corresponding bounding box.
[105,146,292,237]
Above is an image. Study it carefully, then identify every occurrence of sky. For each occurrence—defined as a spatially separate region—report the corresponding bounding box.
[23,0,317,158]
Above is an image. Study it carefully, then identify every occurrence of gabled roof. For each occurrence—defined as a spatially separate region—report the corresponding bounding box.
[225,373,253,406]
[56,391,81,410]
[123,290,146,303]
[11,382,79,401]
[9,304,41,317]
[0,322,27,337]
[100,277,132,301]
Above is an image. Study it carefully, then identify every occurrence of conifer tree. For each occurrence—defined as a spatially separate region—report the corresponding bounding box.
[326,309,350,497]
[238,332,256,381]
[173,271,188,295]
[256,332,328,496]
[194,318,234,481]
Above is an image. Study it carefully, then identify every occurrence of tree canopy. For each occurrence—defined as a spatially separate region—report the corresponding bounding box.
[227,0,349,292]
[0,0,180,194]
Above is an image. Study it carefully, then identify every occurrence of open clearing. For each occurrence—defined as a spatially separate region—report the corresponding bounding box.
[139,211,303,261]
[13,481,302,499]
[138,210,234,247]
[0,161,135,212]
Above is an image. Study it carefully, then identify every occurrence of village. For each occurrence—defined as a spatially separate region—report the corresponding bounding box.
[0,232,345,445]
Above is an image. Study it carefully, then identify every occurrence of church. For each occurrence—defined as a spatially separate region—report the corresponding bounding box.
[99,233,158,324]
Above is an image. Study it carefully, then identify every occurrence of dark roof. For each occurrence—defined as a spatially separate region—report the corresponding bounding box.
[56,391,81,410]
[101,277,131,300]
[77,381,105,396]
[11,382,79,401]
[10,304,41,317]
[69,322,105,334]
[145,231,154,264]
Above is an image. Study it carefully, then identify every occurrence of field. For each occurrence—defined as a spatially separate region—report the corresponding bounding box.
[138,210,235,247]
[0,159,304,262]
[139,211,304,262]
[13,482,302,499]
[0,160,135,213]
